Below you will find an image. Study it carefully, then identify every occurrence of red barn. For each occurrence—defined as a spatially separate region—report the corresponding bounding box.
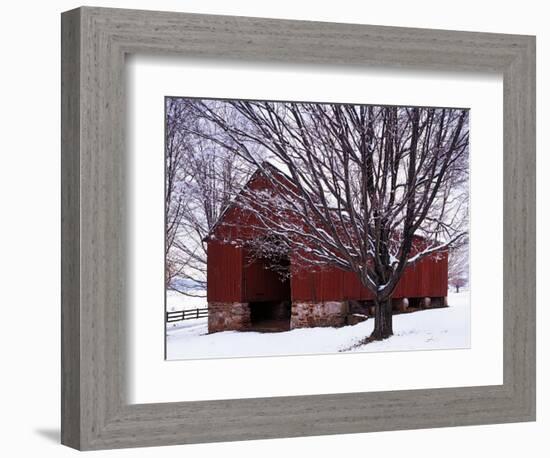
[205,166,448,333]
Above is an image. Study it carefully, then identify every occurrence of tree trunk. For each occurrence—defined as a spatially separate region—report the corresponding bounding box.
[456,285,459,293]
[370,296,393,341]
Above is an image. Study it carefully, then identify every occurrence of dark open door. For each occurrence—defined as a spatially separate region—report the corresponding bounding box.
[244,254,291,332]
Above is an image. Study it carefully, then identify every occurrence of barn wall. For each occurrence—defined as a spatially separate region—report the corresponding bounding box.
[290,251,448,302]
[427,251,448,297]
[393,262,423,298]
[206,241,243,303]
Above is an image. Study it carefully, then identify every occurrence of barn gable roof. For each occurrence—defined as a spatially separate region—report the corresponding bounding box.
[203,162,290,242]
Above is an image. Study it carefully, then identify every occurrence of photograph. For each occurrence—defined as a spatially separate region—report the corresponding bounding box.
[164,97,471,360]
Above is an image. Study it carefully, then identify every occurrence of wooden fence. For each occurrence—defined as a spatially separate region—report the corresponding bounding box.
[166,307,209,323]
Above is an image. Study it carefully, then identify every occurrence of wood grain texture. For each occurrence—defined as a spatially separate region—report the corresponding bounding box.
[61,6,536,450]
[60,8,81,449]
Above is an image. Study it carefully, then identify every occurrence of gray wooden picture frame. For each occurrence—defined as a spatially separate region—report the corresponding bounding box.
[61,6,536,451]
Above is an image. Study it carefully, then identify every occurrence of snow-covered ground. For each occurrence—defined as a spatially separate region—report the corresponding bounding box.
[166,290,207,311]
[166,290,207,330]
[166,291,470,360]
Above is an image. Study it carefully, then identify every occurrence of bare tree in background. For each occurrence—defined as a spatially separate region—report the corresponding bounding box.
[190,101,469,341]
[448,242,469,293]
[165,98,189,290]
[165,98,254,296]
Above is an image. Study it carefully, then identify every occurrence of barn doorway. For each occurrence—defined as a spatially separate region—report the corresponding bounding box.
[249,300,291,332]
[244,253,292,332]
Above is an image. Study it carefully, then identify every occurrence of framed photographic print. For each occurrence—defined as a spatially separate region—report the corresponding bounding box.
[164,96,471,361]
[61,6,536,450]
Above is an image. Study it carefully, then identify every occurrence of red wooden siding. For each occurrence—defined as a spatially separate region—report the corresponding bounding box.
[207,242,292,303]
[206,241,243,302]
[290,251,448,302]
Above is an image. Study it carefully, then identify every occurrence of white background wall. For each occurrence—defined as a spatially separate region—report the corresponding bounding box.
[0,1,546,456]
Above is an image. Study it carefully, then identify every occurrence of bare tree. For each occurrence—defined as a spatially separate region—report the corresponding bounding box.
[165,98,190,290]
[448,242,469,293]
[165,98,254,296]
[188,100,469,341]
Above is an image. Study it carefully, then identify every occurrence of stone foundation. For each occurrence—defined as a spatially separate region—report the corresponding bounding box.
[208,297,448,333]
[290,301,349,329]
[208,302,251,333]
